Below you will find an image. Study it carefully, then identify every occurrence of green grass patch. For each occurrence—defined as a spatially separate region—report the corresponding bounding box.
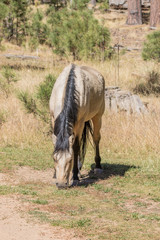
[16,185,38,196]
[32,199,48,205]
[29,210,50,223]
[0,144,160,240]
[52,189,85,198]
[0,185,14,195]
[0,145,53,171]
[51,217,91,229]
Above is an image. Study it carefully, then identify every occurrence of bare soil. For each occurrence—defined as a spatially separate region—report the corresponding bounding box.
[0,168,86,240]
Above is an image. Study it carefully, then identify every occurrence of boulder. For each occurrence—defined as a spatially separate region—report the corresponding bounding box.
[109,0,150,9]
[105,87,148,114]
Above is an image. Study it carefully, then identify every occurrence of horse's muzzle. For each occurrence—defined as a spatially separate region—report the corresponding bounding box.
[56,182,68,189]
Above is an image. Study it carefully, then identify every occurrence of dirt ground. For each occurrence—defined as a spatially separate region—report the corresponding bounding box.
[0,168,86,240]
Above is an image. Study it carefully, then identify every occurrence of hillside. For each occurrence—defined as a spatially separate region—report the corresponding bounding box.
[0,3,160,240]
[95,7,151,54]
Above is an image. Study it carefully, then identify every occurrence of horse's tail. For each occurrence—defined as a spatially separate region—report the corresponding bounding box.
[79,121,93,169]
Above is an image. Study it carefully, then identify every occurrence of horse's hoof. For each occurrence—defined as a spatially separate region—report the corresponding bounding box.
[72,180,79,186]
[94,168,103,174]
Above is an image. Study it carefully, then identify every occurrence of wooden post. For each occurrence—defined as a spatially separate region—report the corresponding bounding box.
[126,0,142,25]
[150,0,160,28]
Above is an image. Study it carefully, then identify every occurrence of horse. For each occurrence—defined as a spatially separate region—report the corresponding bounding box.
[49,64,105,189]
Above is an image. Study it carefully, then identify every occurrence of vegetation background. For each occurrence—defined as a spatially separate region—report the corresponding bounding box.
[0,0,160,239]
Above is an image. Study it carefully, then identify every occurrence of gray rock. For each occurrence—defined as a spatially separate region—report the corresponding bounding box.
[109,0,150,8]
[105,87,148,114]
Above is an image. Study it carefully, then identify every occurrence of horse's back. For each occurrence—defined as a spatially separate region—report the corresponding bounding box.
[77,65,105,121]
[49,64,105,122]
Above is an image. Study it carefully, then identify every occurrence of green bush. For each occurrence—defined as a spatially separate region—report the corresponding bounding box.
[18,91,37,115]
[142,31,160,62]
[0,66,18,98]
[99,0,109,12]
[18,74,56,123]
[37,74,56,106]
[133,70,160,95]
[48,9,111,60]
[70,0,90,10]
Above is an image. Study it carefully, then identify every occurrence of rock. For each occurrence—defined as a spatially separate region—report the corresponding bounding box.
[109,0,128,9]
[109,0,150,9]
[105,87,148,114]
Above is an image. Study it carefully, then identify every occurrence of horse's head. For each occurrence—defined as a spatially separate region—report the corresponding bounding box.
[53,136,74,189]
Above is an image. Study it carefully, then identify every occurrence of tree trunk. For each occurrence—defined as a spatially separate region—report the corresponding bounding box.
[150,0,160,28]
[126,0,142,25]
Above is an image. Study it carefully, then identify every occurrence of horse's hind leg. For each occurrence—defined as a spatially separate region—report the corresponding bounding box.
[92,115,103,172]
[73,136,80,181]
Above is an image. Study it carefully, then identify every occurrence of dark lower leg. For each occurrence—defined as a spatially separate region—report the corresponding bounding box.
[73,137,80,180]
[95,144,102,169]
[92,116,102,170]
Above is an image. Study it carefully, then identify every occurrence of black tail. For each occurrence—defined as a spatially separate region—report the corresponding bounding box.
[79,121,93,168]
[54,64,79,153]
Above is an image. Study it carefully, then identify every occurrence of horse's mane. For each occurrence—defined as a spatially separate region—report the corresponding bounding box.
[54,64,79,152]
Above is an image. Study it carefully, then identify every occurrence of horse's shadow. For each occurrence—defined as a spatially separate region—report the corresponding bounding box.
[78,163,137,187]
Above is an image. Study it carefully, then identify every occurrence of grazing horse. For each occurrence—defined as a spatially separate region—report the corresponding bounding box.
[49,64,105,188]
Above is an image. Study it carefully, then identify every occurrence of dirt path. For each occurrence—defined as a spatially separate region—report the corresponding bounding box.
[0,168,85,240]
[0,196,64,240]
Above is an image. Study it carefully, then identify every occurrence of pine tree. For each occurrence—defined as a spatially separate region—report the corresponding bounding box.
[29,10,48,50]
[48,9,111,60]
[11,0,29,45]
[0,1,8,43]
[1,0,29,44]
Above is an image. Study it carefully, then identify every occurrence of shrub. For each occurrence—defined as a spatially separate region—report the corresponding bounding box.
[142,31,160,62]
[37,74,56,106]
[70,0,90,10]
[18,91,37,115]
[18,74,56,123]
[133,70,160,95]
[0,66,18,98]
[48,9,111,60]
[98,0,109,12]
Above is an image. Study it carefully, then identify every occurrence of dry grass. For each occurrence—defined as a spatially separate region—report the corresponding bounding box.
[101,111,160,170]
[0,47,160,240]
[0,45,160,158]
